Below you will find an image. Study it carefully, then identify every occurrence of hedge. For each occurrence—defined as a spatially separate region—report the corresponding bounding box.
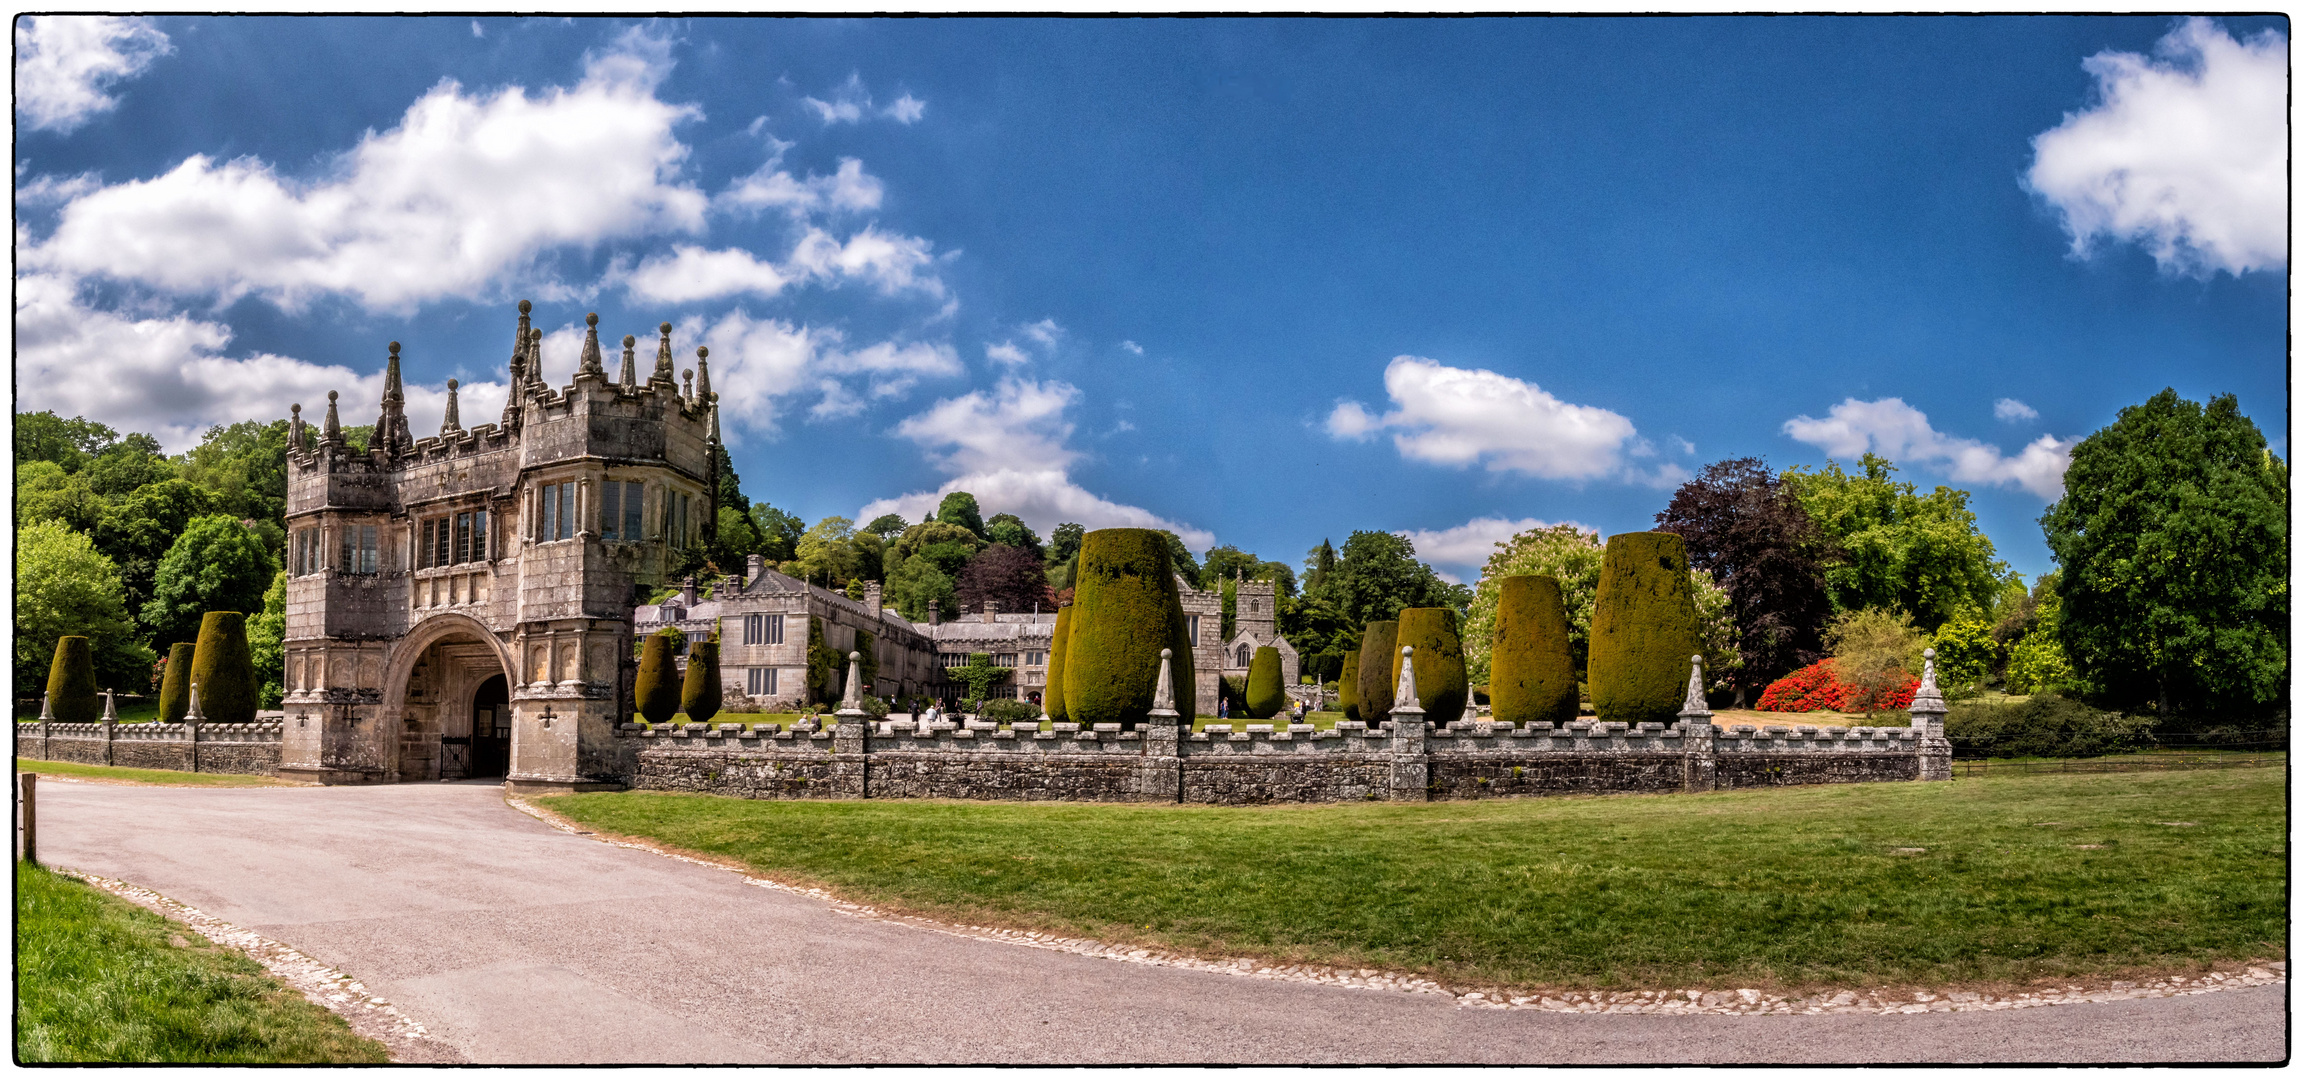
[1391,607,1468,726]
[1355,620,1399,725]
[1588,532,1701,725]
[188,612,258,724]
[635,629,681,724]
[1063,528,1194,727]
[1946,694,2156,759]
[1045,606,1073,722]
[1488,575,1578,726]
[1338,648,1361,722]
[156,642,195,723]
[1245,646,1286,719]
[681,637,722,724]
[45,637,100,724]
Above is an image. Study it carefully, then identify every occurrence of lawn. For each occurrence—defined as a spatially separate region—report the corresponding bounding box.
[16,761,297,787]
[14,862,389,1063]
[540,767,2285,993]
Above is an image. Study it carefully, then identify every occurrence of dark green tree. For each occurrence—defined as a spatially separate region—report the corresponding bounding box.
[863,513,911,540]
[1783,453,2010,632]
[1155,530,1202,584]
[1303,538,1339,596]
[682,637,723,724]
[1313,530,1469,627]
[141,514,276,650]
[15,410,123,473]
[188,611,259,725]
[247,571,287,708]
[2041,390,2288,719]
[1244,646,1286,719]
[985,513,1044,560]
[46,636,102,723]
[1048,522,1086,565]
[92,479,219,624]
[749,502,805,563]
[935,491,987,540]
[1655,457,1838,692]
[16,519,151,695]
[1588,532,1702,725]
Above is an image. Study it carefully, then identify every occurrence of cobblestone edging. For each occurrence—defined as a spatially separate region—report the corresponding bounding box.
[58,871,465,1064]
[504,797,2286,1017]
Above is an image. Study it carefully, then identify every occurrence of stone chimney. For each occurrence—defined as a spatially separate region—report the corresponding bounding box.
[746,553,764,587]
[929,604,940,627]
[983,600,999,624]
[680,576,697,607]
[864,581,883,619]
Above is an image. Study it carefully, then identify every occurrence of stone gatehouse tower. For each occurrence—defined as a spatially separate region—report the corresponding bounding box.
[279,302,716,794]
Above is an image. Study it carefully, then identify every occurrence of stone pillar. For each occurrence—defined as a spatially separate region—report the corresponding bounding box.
[1387,646,1429,801]
[1676,654,1716,793]
[185,681,205,775]
[833,651,870,797]
[1909,647,1952,781]
[100,690,117,766]
[1142,648,1183,801]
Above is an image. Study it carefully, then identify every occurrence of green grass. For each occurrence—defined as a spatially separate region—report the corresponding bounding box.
[16,761,296,787]
[633,711,812,729]
[14,862,389,1063]
[541,768,2285,992]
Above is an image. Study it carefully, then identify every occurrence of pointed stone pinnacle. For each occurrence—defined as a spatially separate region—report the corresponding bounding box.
[1394,645,1419,711]
[441,378,462,435]
[579,312,604,375]
[620,334,638,390]
[1150,647,1177,714]
[185,682,205,722]
[1679,654,1712,720]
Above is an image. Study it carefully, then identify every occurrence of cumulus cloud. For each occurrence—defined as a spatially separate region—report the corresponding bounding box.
[1782,397,2076,499]
[717,154,883,218]
[1120,340,1144,355]
[985,341,1030,366]
[859,377,1213,549]
[621,224,945,307]
[1994,397,2040,422]
[695,308,961,436]
[883,94,927,123]
[21,27,707,312]
[1396,515,1595,583]
[1326,355,1667,485]
[803,74,927,126]
[786,225,946,301]
[14,15,172,134]
[622,245,795,304]
[2026,17,2287,277]
[14,271,503,452]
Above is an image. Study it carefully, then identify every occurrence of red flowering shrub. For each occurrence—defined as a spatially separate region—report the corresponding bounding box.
[1756,659,1917,714]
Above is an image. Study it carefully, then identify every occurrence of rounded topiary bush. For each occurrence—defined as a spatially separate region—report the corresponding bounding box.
[1588,531,1702,725]
[1355,620,1399,725]
[1391,607,1468,726]
[1489,575,1578,726]
[635,629,681,724]
[682,637,722,724]
[1063,528,1194,727]
[46,636,101,724]
[1045,606,1073,722]
[157,641,195,723]
[188,612,258,724]
[1245,646,1285,719]
[1339,648,1361,722]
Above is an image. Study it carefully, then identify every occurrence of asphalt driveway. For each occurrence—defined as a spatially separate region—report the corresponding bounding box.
[21,778,2286,1064]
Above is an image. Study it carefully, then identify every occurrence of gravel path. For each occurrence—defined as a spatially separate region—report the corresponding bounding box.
[20,777,2288,1064]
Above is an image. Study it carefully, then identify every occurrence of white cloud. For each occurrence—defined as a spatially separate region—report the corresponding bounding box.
[22,27,707,312]
[1670,435,1697,456]
[2025,17,2287,277]
[1994,397,2040,422]
[717,154,883,218]
[471,20,484,38]
[860,377,1213,550]
[1396,515,1595,583]
[985,341,1029,366]
[623,245,794,304]
[1120,340,1144,355]
[14,16,172,134]
[1782,397,2076,499]
[14,271,504,452]
[1325,355,1652,484]
[786,225,946,301]
[697,309,961,435]
[620,221,945,307]
[883,94,927,124]
[1021,318,1062,347]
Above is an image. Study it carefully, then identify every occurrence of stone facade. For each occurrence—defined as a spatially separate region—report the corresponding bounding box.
[279,304,715,794]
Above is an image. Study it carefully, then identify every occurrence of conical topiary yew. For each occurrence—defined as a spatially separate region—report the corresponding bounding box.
[1489,575,1578,726]
[1339,648,1361,722]
[682,637,722,724]
[157,642,194,723]
[1355,621,1399,725]
[1245,646,1285,719]
[1044,606,1073,721]
[46,636,101,724]
[636,629,682,724]
[1391,607,1468,726]
[1062,528,1195,727]
[1588,531,1702,725]
[189,612,258,724]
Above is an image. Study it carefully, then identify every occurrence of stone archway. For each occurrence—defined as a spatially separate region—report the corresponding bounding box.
[381,613,515,783]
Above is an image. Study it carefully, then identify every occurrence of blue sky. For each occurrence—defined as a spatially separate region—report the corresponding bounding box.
[15,16,2288,584]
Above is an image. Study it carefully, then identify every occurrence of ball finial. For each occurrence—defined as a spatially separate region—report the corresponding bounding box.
[291,403,301,415]
[660,321,672,335]
[1160,648,1172,659]
[697,345,709,360]
[447,378,459,390]
[328,390,338,402]
[389,341,401,355]
[1692,654,1703,664]
[1924,647,1936,660]
[848,650,861,662]
[586,312,598,327]
[623,334,635,347]
[518,299,531,314]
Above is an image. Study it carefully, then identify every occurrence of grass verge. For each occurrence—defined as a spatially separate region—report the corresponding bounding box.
[540,767,2284,993]
[14,862,389,1063]
[16,761,296,787]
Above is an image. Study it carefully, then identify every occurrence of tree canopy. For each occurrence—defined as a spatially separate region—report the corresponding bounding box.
[141,513,278,649]
[2040,390,2287,718]
[1655,457,1838,690]
[1782,453,2010,632]
[935,491,987,540]
[16,519,153,694]
[955,543,1055,615]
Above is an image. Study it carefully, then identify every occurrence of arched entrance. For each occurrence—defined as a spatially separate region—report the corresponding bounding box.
[386,614,515,783]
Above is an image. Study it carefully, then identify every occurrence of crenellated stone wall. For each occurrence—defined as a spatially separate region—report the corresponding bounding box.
[17,721,285,777]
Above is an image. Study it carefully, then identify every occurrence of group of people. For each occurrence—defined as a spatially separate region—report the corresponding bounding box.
[1214,697,1309,723]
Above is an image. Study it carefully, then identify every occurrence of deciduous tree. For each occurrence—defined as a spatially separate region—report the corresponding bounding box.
[1655,457,1837,692]
[15,520,152,694]
[1783,453,2010,632]
[141,513,276,651]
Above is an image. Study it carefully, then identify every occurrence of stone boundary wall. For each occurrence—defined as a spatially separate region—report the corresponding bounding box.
[16,721,285,777]
[622,714,1948,805]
